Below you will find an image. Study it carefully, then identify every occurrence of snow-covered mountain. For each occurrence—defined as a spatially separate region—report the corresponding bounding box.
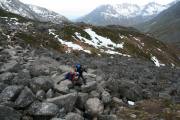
[0,0,68,24]
[77,2,170,26]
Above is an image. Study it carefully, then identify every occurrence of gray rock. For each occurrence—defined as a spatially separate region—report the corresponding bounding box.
[29,57,60,77]
[98,114,117,120]
[0,60,19,73]
[46,93,78,113]
[36,90,46,100]
[85,98,104,116]
[15,87,35,108]
[76,92,89,110]
[30,76,54,93]
[0,72,14,84]
[46,89,54,98]
[55,80,72,93]
[28,102,59,116]
[0,83,8,93]
[0,85,23,102]
[101,91,111,104]
[65,113,83,120]
[89,90,100,98]
[0,105,21,120]
[112,97,125,106]
[108,79,143,101]
[12,69,31,86]
[81,81,97,93]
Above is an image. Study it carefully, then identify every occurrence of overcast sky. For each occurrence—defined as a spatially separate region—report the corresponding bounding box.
[20,0,175,19]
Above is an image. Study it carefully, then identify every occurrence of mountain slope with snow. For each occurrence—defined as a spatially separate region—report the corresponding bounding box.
[77,2,169,26]
[0,8,179,67]
[0,0,68,24]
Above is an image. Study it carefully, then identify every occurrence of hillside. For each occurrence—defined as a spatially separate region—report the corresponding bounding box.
[136,1,180,44]
[0,6,180,120]
[0,8,179,67]
[77,2,169,26]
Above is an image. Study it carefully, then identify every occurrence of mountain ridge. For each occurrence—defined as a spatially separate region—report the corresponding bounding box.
[77,2,170,26]
[0,0,69,24]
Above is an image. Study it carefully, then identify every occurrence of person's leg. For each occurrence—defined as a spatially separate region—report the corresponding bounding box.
[80,74,86,85]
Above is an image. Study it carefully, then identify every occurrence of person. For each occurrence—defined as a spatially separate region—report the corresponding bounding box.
[57,71,77,84]
[75,64,87,85]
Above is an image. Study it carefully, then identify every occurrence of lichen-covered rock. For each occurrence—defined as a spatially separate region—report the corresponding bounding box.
[36,90,46,100]
[0,105,21,120]
[15,86,35,108]
[30,76,54,93]
[46,93,77,113]
[65,113,83,120]
[0,85,23,102]
[76,92,89,110]
[81,81,97,93]
[28,102,59,117]
[85,98,104,116]
[0,72,14,84]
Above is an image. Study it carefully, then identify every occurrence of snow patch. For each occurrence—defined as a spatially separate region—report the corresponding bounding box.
[48,29,91,54]
[151,56,165,67]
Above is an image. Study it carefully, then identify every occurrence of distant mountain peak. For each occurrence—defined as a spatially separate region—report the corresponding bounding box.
[0,0,69,24]
[77,2,170,26]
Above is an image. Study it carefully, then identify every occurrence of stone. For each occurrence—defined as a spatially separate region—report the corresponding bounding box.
[55,80,72,93]
[46,89,54,98]
[0,85,23,102]
[46,93,77,113]
[76,92,89,110]
[0,60,20,73]
[98,114,118,120]
[0,83,7,93]
[112,97,125,106]
[89,91,100,98]
[0,105,21,120]
[30,76,54,93]
[15,87,35,108]
[36,90,46,100]
[65,113,83,120]
[12,69,31,86]
[28,102,59,117]
[0,72,14,84]
[81,81,97,93]
[85,98,104,116]
[101,91,111,104]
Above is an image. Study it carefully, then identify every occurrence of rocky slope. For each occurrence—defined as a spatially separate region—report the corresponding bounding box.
[135,1,180,45]
[0,6,180,120]
[77,2,169,26]
[1,8,179,67]
[0,0,68,24]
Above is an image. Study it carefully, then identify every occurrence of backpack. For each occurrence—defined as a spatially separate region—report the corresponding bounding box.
[75,64,81,72]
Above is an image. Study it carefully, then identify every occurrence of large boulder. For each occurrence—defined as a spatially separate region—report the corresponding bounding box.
[12,69,31,86]
[76,92,89,110]
[28,102,59,117]
[15,87,36,108]
[107,79,143,101]
[30,76,54,93]
[85,98,104,116]
[55,80,72,93]
[81,81,97,93]
[0,85,23,102]
[0,60,20,73]
[65,113,83,120]
[46,93,77,113]
[29,57,60,77]
[0,105,21,120]
[0,72,14,84]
